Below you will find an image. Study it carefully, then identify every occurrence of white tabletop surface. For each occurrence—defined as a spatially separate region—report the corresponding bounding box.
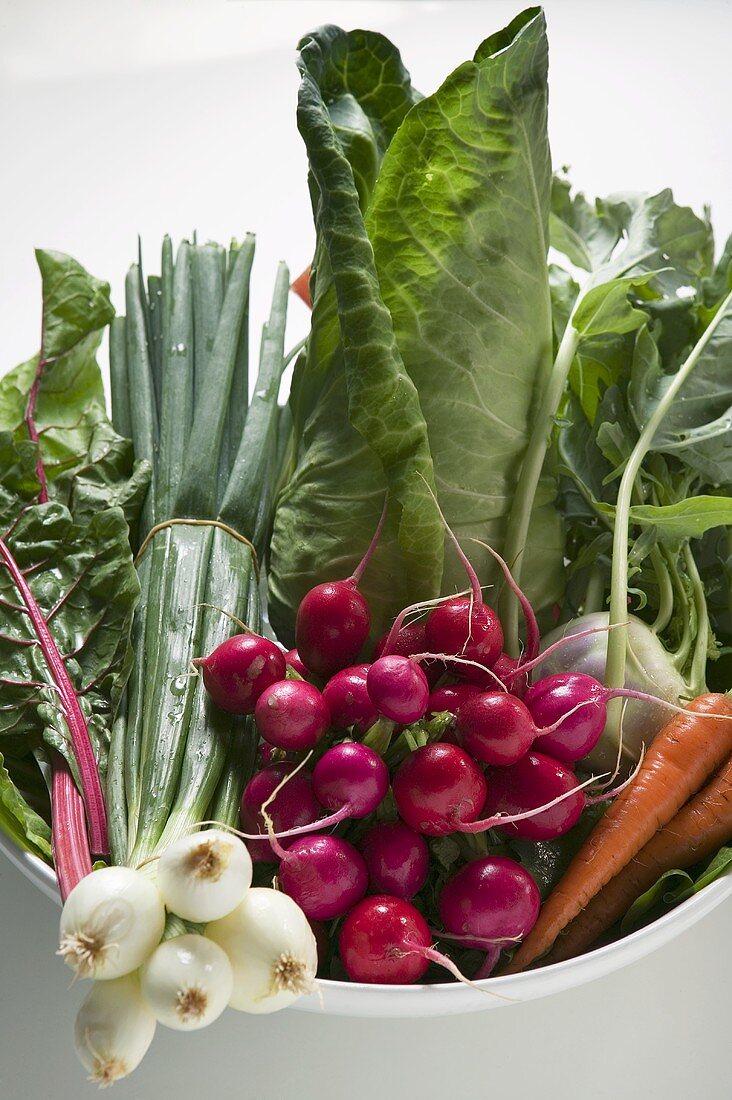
[1,2,731,1097]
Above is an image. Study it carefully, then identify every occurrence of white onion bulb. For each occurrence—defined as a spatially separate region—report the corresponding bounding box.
[206,888,317,1014]
[59,866,166,980]
[74,973,156,1087]
[140,934,233,1031]
[157,829,252,922]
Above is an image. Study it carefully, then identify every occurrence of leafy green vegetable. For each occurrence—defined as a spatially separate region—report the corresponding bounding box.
[270,7,565,642]
[0,749,52,859]
[0,252,145,860]
[0,433,140,787]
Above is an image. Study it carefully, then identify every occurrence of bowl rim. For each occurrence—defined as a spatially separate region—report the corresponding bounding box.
[4,830,731,1000]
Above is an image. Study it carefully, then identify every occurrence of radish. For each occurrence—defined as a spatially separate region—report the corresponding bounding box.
[393,743,606,839]
[322,664,379,732]
[360,821,429,899]
[278,835,369,920]
[438,856,540,950]
[488,652,527,696]
[428,682,482,715]
[339,895,432,984]
[421,498,504,679]
[482,751,587,840]
[194,634,286,714]
[393,743,487,836]
[156,829,252,923]
[254,679,330,750]
[240,763,321,862]
[59,866,166,981]
[312,741,389,822]
[339,895,475,986]
[295,500,387,678]
[425,598,503,682]
[374,622,443,687]
[538,612,688,769]
[284,648,308,677]
[455,693,538,766]
[523,670,682,764]
[367,655,430,724]
[239,743,389,846]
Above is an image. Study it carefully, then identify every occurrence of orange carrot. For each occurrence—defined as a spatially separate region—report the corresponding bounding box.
[541,751,732,966]
[503,693,732,974]
[291,266,312,309]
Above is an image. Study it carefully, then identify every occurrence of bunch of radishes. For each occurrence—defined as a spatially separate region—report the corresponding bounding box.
[59,831,317,1086]
[192,513,654,987]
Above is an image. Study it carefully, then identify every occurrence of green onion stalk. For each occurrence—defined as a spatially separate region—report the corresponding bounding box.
[107,237,293,867]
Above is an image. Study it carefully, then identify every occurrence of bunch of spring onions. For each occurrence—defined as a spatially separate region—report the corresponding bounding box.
[61,831,316,1085]
[107,237,297,867]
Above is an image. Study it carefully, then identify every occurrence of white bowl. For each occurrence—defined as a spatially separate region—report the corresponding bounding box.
[4,831,731,1017]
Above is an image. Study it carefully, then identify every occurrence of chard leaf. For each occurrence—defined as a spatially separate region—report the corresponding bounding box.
[35,249,115,362]
[629,303,732,484]
[0,749,52,859]
[0,433,140,787]
[0,250,148,519]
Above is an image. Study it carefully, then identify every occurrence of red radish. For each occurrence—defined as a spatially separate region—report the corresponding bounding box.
[312,742,389,821]
[367,655,429,724]
[393,743,487,836]
[252,743,390,844]
[428,682,481,714]
[425,599,503,682]
[278,835,368,920]
[438,856,540,949]
[194,633,285,714]
[360,821,429,899]
[284,649,308,677]
[295,501,387,678]
[254,680,330,750]
[523,671,676,763]
[455,693,538,767]
[374,623,443,688]
[339,895,432,984]
[339,895,473,986]
[488,652,527,696]
[482,752,586,840]
[420,492,504,678]
[240,763,321,862]
[471,538,541,664]
[374,622,426,660]
[393,744,607,841]
[322,664,378,732]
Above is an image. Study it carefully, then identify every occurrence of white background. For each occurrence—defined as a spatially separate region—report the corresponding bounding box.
[1,2,731,1097]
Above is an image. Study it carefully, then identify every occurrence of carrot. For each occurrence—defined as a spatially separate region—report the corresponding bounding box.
[540,751,732,966]
[503,693,732,974]
[291,266,312,309]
